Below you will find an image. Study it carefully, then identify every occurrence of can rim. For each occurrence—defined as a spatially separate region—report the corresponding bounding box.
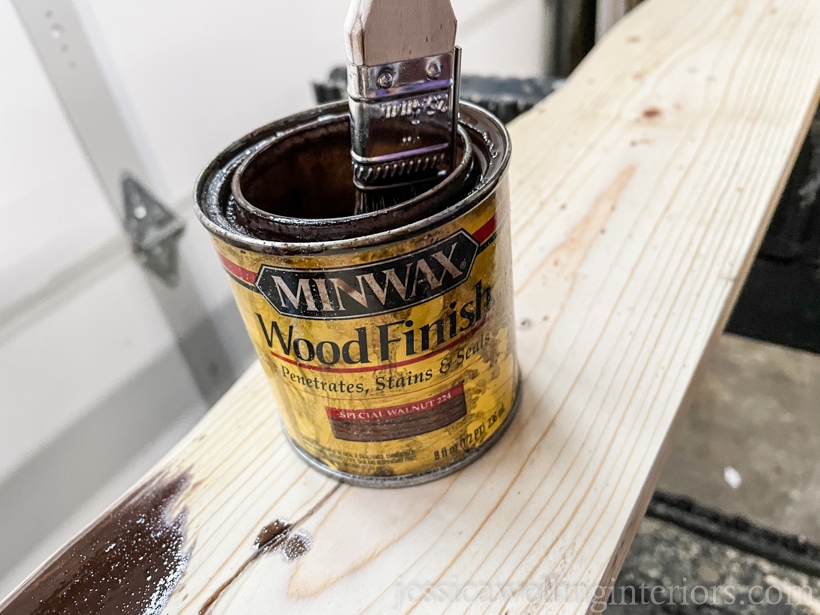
[193,101,511,253]
[229,119,476,242]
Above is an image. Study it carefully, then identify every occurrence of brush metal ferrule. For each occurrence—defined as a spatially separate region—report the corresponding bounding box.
[348,48,461,190]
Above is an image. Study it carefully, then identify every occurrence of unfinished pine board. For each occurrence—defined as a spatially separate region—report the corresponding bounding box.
[4,0,820,613]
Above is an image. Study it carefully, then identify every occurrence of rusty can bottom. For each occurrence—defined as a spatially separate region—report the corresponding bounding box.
[281,376,521,488]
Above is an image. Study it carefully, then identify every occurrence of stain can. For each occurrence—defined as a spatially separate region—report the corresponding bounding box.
[195,101,519,487]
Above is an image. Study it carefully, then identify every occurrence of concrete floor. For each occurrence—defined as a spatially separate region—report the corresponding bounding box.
[611,517,820,615]
[609,333,820,613]
[658,333,820,544]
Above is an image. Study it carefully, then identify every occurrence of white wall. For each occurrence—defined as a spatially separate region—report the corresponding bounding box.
[81,0,547,207]
[0,0,547,598]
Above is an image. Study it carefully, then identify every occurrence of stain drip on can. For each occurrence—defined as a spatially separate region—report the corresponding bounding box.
[195,101,520,487]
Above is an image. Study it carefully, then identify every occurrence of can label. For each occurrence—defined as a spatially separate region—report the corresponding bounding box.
[212,180,518,480]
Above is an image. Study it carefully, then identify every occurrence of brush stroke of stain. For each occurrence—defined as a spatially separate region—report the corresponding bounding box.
[0,474,191,615]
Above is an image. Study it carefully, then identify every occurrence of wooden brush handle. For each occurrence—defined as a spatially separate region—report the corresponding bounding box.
[345,0,457,66]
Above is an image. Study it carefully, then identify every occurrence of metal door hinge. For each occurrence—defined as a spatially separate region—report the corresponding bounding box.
[122,176,185,286]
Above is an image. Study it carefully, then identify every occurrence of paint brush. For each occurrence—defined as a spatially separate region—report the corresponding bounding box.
[345,0,461,214]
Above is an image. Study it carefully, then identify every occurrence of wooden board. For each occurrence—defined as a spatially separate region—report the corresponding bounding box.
[4,0,820,613]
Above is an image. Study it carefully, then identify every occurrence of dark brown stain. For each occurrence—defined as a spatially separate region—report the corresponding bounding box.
[280,532,311,562]
[0,474,190,615]
[642,107,662,119]
[199,484,341,615]
[254,519,291,551]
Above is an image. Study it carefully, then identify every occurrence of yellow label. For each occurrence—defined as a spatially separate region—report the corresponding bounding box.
[212,180,518,480]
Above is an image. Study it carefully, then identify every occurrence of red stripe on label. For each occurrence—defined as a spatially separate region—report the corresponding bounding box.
[219,254,257,285]
[472,216,497,245]
[222,217,500,288]
[326,383,464,421]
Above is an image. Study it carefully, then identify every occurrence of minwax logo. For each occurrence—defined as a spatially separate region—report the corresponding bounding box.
[256,230,479,319]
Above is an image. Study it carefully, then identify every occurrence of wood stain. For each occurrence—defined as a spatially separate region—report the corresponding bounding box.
[0,474,190,615]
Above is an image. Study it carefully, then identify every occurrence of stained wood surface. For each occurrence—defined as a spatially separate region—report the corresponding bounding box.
[345,0,457,65]
[7,0,820,613]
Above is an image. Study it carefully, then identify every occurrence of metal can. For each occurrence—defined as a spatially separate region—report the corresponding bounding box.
[195,101,519,487]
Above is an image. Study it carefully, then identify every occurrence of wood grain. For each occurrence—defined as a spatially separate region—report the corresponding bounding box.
[345,0,457,65]
[6,0,820,613]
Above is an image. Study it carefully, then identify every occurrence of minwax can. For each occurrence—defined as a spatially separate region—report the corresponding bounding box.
[195,101,519,487]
